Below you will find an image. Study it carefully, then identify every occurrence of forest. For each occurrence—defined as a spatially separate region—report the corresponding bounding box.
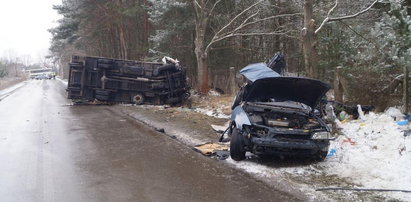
[49,0,411,112]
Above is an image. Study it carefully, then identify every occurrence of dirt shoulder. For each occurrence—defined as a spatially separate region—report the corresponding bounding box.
[115,104,228,146]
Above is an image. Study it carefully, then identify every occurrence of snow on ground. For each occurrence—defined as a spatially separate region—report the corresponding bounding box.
[193,107,230,119]
[196,106,411,200]
[319,112,411,200]
[208,89,221,96]
[0,81,26,100]
[121,92,410,200]
[57,78,68,86]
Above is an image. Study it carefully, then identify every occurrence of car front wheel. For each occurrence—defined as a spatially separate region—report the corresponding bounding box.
[230,128,246,161]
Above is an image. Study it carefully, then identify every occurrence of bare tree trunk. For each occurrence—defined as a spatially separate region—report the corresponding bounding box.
[302,0,318,78]
[195,51,209,94]
[193,0,209,95]
[229,67,238,95]
[118,24,128,59]
[404,65,409,113]
[334,66,344,102]
[116,0,127,60]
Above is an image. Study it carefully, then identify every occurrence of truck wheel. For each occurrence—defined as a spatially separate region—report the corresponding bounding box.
[230,128,246,161]
[132,93,145,105]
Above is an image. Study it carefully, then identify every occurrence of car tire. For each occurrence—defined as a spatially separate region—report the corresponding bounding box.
[230,128,246,161]
[132,93,145,105]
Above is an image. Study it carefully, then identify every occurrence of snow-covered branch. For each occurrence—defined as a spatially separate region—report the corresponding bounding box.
[238,13,303,32]
[211,0,264,43]
[194,0,202,9]
[208,0,222,17]
[209,30,292,47]
[205,9,301,53]
[315,0,379,34]
[315,0,339,34]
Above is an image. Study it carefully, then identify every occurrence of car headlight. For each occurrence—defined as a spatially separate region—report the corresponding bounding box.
[312,131,331,139]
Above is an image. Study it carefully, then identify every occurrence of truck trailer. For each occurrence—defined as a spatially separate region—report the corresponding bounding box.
[67,55,189,105]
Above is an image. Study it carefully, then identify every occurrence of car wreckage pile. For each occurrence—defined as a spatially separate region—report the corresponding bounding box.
[227,62,333,161]
[67,55,189,105]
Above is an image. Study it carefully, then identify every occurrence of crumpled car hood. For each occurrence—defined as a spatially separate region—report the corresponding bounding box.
[244,77,330,109]
[240,63,280,82]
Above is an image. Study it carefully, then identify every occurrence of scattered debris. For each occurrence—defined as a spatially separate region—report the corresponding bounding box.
[322,112,411,201]
[325,100,374,120]
[194,142,229,159]
[326,148,337,157]
[396,120,409,126]
[211,121,229,133]
[385,107,404,121]
[215,150,230,160]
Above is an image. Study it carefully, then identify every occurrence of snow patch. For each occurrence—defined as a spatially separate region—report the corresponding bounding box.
[193,107,230,119]
[57,78,68,86]
[320,112,411,200]
[208,89,221,96]
[0,81,26,100]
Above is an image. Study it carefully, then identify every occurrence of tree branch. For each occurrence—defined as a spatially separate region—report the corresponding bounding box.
[338,20,383,53]
[208,0,222,17]
[315,0,378,34]
[328,0,378,21]
[238,13,303,32]
[205,12,302,53]
[230,10,260,34]
[315,0,339,34]
[194,0,202,9]
[210,30,292,46]
[211,0,264,43]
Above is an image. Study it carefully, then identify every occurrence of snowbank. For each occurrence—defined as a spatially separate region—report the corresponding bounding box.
[322,112,411,200]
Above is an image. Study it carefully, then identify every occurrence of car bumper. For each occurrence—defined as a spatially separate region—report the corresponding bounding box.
[251,137,329,150]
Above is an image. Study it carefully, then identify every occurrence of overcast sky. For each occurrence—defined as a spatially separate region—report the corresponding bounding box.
[0,0,62,63]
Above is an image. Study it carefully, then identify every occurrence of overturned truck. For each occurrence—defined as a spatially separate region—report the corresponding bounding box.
[67,55,189,105]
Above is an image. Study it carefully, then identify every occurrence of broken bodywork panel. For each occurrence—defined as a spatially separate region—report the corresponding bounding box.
[239,63,280,82]
[229,63,332,161]
[67,55,189,105]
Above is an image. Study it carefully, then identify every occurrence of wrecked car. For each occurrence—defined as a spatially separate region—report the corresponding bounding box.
[229,63,332,161]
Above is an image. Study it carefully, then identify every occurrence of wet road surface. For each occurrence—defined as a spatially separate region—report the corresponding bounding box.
[0,80,298,201]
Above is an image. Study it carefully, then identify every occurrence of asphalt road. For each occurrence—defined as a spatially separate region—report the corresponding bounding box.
[0,80,298,202]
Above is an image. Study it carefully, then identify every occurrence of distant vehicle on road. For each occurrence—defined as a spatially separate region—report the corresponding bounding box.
[34,74,50,80]
[67,55,189,105]
[29,68,53,79]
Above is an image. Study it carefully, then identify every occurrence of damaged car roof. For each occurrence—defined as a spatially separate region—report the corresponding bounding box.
[240,63,280,82]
